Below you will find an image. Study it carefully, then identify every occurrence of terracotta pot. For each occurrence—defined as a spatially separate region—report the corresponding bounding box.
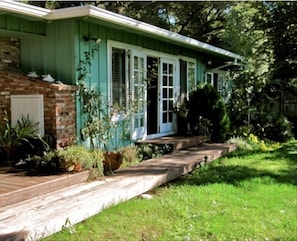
[74,163,83,172]
[103,152,122,171]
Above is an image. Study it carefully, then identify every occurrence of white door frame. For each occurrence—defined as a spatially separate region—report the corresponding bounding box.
[159,58,177,134]
[130,50,147,140]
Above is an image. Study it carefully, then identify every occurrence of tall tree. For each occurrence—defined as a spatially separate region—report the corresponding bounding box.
[269,1,297,84]
[164,2,232,46]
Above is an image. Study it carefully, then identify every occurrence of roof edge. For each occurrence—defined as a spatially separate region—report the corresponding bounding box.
[0,0,50,18]
[0,1,243,61]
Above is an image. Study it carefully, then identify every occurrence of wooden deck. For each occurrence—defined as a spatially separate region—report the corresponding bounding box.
[0,142,236,241]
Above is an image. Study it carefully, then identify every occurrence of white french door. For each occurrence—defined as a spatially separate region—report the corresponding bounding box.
[159,59,176,133]
[130,50,147,140]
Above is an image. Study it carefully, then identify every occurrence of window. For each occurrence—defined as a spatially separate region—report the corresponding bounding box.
[217,75,225,96]
[187,61,196,91]
[179,59,196,99]
[112,48,127,109]
[206,72,214,85]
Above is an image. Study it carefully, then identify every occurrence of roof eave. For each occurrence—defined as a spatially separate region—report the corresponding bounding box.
[1,2,243,61]
[0,0,50,19]
[86,6,243,61]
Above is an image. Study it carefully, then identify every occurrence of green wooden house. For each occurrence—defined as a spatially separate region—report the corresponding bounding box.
[0,1,242,149]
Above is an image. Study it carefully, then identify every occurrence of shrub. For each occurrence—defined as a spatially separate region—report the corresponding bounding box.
[187,84,230,142]
[136,144,172,161]
[251,112,293,142]
[228,134,281,152]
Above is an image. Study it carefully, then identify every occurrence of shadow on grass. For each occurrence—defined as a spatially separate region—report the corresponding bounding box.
[172,141,297,187]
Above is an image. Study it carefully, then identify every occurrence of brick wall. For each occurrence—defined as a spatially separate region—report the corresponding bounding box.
[0,71,77,147]
[0,37,20,72]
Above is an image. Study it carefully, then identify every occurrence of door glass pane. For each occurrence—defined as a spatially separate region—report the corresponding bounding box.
[163,63,167,74]
[163,113,167,123]
[169,76,173,86]
[134,56,138,69]
[163,89,167,98]
[163,100,167,110]
[169,100,173,110]
[169,112,173,122]
[169,88,173,98]
[169,64,173,74]
[163,76,167,86]
[140,58,144,69]
[140,117,144,126]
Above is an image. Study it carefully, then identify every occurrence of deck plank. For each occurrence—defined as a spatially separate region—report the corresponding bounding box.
[0,171,90,207]
[0,143,236,241]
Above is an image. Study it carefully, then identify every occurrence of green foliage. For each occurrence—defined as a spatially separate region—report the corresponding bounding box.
[119,145,140,168]
[225,2,297,140]
[77,42,120,151]
[136,143,172,161]
[269,2,297,81]
[0,113,38,149]
[25,145,105,179]
[0,112,48,162]
[228,134,281,152]
[57,145,94,171]
[187,84,230,142]
[251,112,293,143]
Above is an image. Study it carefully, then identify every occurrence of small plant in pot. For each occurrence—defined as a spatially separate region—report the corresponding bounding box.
[25,145,105,179]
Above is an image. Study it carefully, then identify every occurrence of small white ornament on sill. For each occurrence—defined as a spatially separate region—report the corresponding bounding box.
[42,74,55,83]
[27,71,39,78]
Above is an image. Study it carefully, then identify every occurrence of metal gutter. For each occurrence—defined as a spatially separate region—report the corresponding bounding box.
[0,0,50,18]
[0,1,243,61]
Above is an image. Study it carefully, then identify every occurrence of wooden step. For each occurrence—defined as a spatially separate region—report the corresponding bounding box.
[0,171,90,207]
[136,135,209,152]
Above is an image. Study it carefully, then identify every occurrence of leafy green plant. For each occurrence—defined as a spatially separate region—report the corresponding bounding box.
[0,112,47,163]
[137,143,172,161]
[187,84,230,142]
[57,145,92,171]
[78,42,121,152]
[228,134,281,152]
[25,145,104,179]
[251,112,293,142]
[119,145,140,168]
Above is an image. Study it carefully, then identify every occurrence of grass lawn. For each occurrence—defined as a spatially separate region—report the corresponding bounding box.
[43,141,297,241]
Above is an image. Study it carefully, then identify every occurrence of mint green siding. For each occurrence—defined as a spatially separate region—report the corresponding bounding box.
[0,14,225,147]
[0,15,45,35]
[0,15,207,88]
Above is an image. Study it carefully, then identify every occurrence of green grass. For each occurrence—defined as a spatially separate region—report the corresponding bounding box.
[43,141,297,241]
